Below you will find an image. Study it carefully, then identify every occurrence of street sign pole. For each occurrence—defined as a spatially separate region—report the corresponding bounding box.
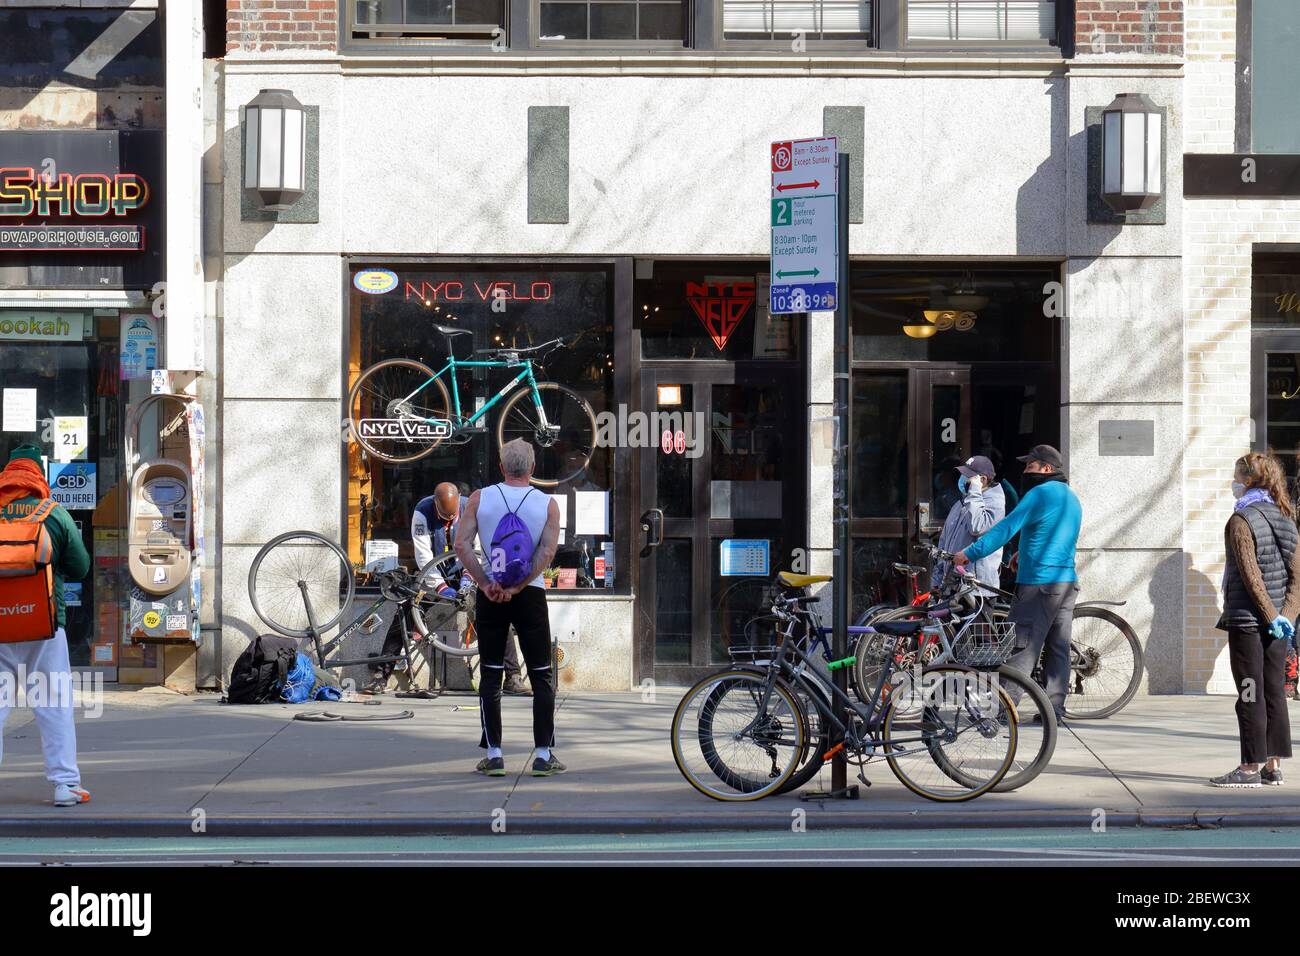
[831,152,851,796]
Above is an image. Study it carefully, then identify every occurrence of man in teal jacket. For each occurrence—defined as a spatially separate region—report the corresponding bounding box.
[955,444,1082,720]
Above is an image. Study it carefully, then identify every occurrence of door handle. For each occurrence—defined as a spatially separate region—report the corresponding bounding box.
[916,500,932,533]
[639,508,664,558]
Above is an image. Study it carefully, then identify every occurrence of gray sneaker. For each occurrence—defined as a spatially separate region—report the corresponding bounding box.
[475,756,506,777]
[1210,767,1262,788]
[530,753,567,777]
[1262,766,1284,786]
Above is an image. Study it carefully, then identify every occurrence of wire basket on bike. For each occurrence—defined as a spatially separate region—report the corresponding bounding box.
[950,621,1017,668]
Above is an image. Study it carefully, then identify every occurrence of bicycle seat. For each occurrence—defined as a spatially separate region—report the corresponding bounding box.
[434,324,472,337]
[875,619,924,637]
[778,572,831,588]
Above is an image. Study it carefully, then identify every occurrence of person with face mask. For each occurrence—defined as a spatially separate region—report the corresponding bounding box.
[1210,452,1298,788]
[954,444,1082,721]
[933,455,1005,591]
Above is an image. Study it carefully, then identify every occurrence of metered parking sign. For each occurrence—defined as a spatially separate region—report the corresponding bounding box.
[48,461,97,510]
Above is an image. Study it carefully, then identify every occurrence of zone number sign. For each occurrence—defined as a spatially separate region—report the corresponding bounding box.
[770,137,838,315]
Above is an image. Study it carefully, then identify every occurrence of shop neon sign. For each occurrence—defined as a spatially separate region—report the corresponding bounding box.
[403,280,553,303]
[686,281,755,350]
[0,168,150,218]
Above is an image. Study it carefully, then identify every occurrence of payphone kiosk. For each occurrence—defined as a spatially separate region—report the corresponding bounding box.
[128,460,192,595]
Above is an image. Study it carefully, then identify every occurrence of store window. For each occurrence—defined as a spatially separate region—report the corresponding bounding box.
[0,309,162,679]
[851,266,1056,363]
[637,261,803,361]
[1246,0,1300,154]
[346,0,508,45]
[903,0,1057,47]
[1251,252,1300,484]
[538,0,686,41]
[723,0,872,44]
[348,263,620,590]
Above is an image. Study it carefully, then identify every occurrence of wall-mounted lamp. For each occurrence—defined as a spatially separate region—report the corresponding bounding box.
[243,89,306,211]
[1101,93,1164,214]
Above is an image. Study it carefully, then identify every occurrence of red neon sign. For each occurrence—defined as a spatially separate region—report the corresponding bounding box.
[685,281,756,351]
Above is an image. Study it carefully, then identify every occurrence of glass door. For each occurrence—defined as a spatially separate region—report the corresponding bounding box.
[850,367,970,618]
[1252,335,1300,483]
[637,364,807,685]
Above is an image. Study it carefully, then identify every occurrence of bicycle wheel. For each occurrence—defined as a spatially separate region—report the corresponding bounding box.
[348,358,452,464]
[1062,607,1144,719]
[775,676,831,794]
[671,669,806,801]
[248,531,355,638]
[408,551,480,657]
[881,665,1016,802]
[851,605,930,703]
[495,382,597,487]
[694,667,825,796]
[988,665,1058,792]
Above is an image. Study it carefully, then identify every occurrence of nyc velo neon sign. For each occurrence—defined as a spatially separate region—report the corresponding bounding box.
[403,280,553,303]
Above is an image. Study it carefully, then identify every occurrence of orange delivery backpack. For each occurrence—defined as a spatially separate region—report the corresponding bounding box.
[0,498,58,643]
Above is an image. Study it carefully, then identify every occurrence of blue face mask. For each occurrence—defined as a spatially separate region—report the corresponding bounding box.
[957,475,969,495]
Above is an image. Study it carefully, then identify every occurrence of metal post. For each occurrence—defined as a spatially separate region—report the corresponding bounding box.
[831,153,851,793]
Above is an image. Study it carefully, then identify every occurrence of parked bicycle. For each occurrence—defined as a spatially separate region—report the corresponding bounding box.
[347,327,596,485]
[671,571,1020,802]
[246,531,479,693]
[858,549,1144,719]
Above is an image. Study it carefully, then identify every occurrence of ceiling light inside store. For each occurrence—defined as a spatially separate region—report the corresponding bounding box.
[658,384,682,406]
[902,324,938,339]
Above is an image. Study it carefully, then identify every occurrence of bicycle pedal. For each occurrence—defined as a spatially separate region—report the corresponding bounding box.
[856,772,872,787]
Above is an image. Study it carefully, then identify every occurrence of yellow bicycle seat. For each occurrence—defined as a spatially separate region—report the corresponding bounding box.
[777,572,832,588]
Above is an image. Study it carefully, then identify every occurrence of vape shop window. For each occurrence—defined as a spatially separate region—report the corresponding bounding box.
[348,265,618,590]
[636,260,803,361]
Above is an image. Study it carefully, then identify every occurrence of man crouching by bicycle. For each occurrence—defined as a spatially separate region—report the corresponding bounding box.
[954,444,1082,724]
[456,440,564,778]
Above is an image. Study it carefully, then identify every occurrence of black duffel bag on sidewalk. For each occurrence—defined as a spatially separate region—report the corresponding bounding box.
[225,635,301,704]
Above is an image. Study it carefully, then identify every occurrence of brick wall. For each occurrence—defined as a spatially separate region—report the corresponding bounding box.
[227,0,336,53]
[1076,1,1184,55]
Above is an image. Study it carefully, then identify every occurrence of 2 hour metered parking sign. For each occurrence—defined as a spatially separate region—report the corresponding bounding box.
[770,137,838,315]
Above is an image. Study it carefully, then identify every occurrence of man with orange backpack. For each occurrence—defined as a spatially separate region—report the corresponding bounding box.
[0,444,90,806]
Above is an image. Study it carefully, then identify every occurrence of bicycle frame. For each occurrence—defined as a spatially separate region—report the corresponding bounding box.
[401,354,547,431]
[297,581,421,673]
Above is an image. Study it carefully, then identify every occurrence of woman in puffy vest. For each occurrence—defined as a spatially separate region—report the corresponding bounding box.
[1212,452,1299,788]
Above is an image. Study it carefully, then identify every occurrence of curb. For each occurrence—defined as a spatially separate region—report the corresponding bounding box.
[0,808,1295,836]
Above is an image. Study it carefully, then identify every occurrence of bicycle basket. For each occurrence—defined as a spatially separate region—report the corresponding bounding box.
[950,622,1017,668]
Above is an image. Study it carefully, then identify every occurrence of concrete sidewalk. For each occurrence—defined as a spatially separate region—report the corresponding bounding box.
[1,687,1296,834]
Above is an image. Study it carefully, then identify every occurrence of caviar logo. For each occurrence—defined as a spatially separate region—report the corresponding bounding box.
[0,168,149,218]
[685,281,756,351]
[0,603,36,616]
[353,269,399,295]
